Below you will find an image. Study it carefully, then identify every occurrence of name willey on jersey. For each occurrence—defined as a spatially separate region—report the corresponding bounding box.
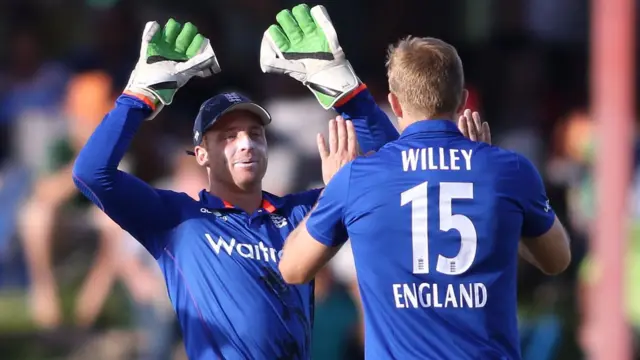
[395,146,487,310]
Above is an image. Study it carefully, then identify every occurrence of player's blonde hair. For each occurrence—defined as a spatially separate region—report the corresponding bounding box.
[386,36,465,118]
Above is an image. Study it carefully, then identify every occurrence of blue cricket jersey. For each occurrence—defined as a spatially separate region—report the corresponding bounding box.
[71,87,396,360]
[306,120,556,360]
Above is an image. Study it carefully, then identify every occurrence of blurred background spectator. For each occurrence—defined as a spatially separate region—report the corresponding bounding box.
[0,0,636,359]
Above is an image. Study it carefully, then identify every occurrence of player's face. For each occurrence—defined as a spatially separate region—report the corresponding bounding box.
[200,111,268,190]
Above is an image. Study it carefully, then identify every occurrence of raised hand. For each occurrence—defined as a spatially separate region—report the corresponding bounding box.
[317,116,359,184]
[458,109,491,144]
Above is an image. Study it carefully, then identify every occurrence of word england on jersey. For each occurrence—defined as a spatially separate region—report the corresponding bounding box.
[402,147,473,172]
[392,282,487,309]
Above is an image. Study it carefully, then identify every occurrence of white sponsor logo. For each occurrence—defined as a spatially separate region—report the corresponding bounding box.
[270,214,288,228]
[544,200,551,213]
[205,234,282,263]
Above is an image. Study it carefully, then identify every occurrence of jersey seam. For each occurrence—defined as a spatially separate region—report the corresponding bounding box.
[512,153,526,211]
[344,162,354,222]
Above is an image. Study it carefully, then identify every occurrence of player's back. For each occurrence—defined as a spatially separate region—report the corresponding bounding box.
[344,120,527,360]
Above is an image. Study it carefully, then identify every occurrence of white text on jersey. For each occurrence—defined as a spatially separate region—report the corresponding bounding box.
[402,148,473,172]
[205,234,283,262]
[392,282,487,309]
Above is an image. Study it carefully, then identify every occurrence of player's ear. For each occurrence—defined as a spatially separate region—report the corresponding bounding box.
[456,89,469,115]
[195,146,209,167]
[388,92,403,119]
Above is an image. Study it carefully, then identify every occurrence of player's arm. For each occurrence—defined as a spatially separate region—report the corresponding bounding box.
[260,4,399,153]
[73,19,218,257]
[515,155,571,275]
[280,163,352,284]
[73,95,177,256]
[280,117,356,283]
[333,85,399,153]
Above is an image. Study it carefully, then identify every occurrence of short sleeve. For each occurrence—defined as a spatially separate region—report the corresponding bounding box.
[290,188,324,214]
[305,163,352,247]
[516,154,556,237]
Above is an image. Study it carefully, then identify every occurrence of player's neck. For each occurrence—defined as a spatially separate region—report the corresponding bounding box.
[208,182,263,213]
[397,112,455,132]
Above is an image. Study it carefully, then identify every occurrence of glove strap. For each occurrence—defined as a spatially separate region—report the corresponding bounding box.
[123,89,164,120]
[123,90,159,110]
[334,83,367,108]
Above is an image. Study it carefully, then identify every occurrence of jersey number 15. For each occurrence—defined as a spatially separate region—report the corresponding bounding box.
[400,181,477,275]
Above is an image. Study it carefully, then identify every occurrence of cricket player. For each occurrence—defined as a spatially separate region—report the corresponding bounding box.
[72,5,397,360]
[280,37,572,359]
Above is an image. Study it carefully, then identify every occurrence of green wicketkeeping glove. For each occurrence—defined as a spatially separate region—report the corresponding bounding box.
[125,19,220,119]
[260,4,360,110]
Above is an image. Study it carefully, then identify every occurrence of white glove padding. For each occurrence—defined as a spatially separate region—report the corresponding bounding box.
[125,19,220,120]
[260,4,359,109]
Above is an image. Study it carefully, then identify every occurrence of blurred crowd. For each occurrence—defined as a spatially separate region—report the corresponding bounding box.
[0,0,638,359]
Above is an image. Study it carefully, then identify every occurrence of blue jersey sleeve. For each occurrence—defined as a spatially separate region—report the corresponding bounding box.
[515,154,555,237]
[289,188,323,214]
[72,94,181,257]
[305,163,352,247]
[334,85,399,153]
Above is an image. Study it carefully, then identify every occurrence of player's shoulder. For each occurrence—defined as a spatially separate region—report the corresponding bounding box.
[265,188,324,221]
[480,143,522,163]
[270,188,324,209]
[455,141,528,173]
[507,150,543,180]
[476,145,544,194]
[154,187,195,200]
[483,145,539,174]
[152,187,204,209]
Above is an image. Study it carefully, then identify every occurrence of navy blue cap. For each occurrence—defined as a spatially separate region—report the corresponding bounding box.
[187,92,271,155]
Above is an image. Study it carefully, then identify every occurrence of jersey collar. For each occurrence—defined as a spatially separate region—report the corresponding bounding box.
[399,119,461,139]
[198,190,283,213]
